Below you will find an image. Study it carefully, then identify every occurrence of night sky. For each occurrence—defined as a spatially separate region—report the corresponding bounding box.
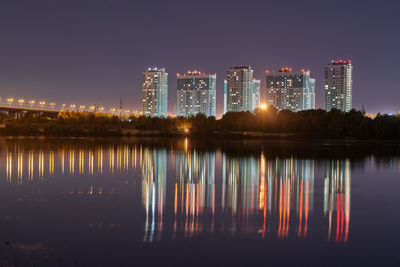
[1,0,399,116]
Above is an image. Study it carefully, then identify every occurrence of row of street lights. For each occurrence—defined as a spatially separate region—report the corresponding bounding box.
[2,97,141,116]
[5,98,53,109]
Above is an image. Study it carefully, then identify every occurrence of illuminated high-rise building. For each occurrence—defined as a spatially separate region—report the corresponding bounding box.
[176,71,216,117]
[224,66,259,113]
[266,68,315,112]
[252,79,261,111]
[324,60,353,112]
[142,68,168,117]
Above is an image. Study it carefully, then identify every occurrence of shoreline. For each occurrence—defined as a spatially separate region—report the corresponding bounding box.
[1,134,400,143]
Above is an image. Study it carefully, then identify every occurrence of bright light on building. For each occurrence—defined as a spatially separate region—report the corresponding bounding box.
[260,104,267,111]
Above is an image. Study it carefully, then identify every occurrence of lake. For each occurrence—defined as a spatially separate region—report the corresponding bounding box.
[0,137,399,266]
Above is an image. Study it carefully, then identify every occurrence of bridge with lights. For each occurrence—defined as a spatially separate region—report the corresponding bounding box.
[0,98,141,118]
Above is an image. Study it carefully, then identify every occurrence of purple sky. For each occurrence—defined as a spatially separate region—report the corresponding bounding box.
[0,0,399,116]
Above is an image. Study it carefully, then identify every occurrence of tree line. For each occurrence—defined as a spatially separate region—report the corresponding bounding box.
[1,108,400,139]
[131,107,400,139]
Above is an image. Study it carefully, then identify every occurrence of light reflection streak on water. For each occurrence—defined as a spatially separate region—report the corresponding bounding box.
[0,141,357,244]
[88,149,94,175]
[17,152,23,184]
[69,149,74,175]
[116,146,122,173]
[60,148,65,175]
[79,149,84,175]
[49,151,54,176]
[28,151,34,181]
[7,152,12,182]
[38,151,44,179]
[98,147,103,174]
[109,146,114,174]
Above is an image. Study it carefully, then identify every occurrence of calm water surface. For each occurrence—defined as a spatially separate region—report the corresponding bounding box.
[0,138,399,266]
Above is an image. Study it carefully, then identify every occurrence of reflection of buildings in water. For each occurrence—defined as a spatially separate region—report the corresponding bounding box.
[141,148,167,242]
[266,158,314,239]
[221,154,260,227]
[174,151,216,237]
[0,142,352,244]
[223,154,314,239]
[324,160,351,243]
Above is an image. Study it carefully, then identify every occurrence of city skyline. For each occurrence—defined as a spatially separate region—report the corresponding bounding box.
[0,62,359,118]
[0,61,357,118]
[0,0,399,117]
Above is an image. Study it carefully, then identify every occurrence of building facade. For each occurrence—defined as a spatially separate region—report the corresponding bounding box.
[324,60,353,112]
[252,79,261,111]
[142,68,168,117]
[224,66,259,114]
[266,68,315,112]
[176,71,216,117]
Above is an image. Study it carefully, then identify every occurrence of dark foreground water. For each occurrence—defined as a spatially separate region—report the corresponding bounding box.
[0,138,399,266]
